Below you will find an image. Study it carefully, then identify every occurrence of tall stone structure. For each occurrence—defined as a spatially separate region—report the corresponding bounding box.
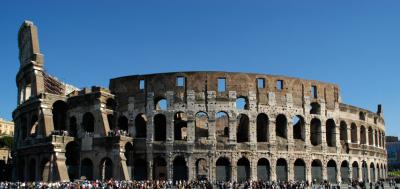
[12,21,387,183]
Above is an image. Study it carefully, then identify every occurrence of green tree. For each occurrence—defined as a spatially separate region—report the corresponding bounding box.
[0,136,13,149]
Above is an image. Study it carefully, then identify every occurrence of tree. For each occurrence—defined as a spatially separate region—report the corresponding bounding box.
[0,136,13,149]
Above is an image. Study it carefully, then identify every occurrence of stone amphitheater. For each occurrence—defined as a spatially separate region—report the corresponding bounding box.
[12,21,387,183]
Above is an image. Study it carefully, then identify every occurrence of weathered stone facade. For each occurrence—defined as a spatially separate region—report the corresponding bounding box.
[0,118,14,136]
[12,21,387,183]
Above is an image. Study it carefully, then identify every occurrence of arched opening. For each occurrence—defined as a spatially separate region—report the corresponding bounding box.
[135,114,147,138]
[133,158,147,181]
[52,101,67,131]
[351,123,358,143]
[377,164,380,179]
[360,126,366,145]
[275,114,287,139]
[370,163,376,182]
[294,159,306,181]
[196,159,208,180]
[293,115,305,141]
[257,158,270,181]
[257,113,269,142]
[174,112,188,141]
[195,112,209,140]
[100,157,113,180]
[124,142,134,180]
[312,159,323,183]
[153,156,167,180]
[237,157,250,182]
[276,158,288,181]
[40,159,51,182]
[368,127,373,145]
[236,97,249,110]
[65,141,80,181]
[155,98,167,111]
[154,114,166,141]
[30,115,38,137]
[236,114,249,143]
[374,130,378,147]
[327,160,337,183]
[118,116,128,132]
[107,114,115,130]
[341,161,350,183]
[17,159,25,181]
[81,158,93,180]
[69,116,77,137]
[173,156,188,181]
[106,98,116,110]
[28,158,36,181]
[310,118,322,146]
[216,157,231,181]
[216,112,229,143]
[352,162,359,180]
[82,112,95,133]
[359,112,366,121]
[362,161,368,182]
[310,102,321,115]
[326,119,336,147]
[340,121,348,141]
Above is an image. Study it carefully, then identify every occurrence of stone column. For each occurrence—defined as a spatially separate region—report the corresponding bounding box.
[187,155,194,181]
[336,164,341,184]
[269,118,276,151]
[147,153,153,180]
[358,164,362,181]
[305,120,311,150]
[166,112,173,143]
[167,155,173,181]
[346,123,352,143]
[231,156,237,182]
[321,120,327,151]
[306,161,312,183]
[251,156,257,181]
[348,164,353,181]
[322,162,328,181]
[371,130,376,147]
[208,112,216,141]
[270,158,277,181]
[288,158,294,181]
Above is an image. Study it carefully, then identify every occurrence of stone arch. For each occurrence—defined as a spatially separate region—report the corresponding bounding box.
[351,123,358,143]
[310,118,322,146]
[374,130,378,147]
[154,114,166,141]
[65,141,80,181]
[311,159,323,183]
[327,160,337,183]
[216,157,231,181]
[195,112,209,140]
[276,158,288,181]
[370,162,376,182]
[257,113,269,142]
[275,114,287,139]
[154,97,167,111]
[237,114,249,143]
[69,116,77,137]
[377,164,381,179]
[153,156,167,180]
[52,100,67,131]
[196,158,208,180]
[39,158,51,182]
[107,114,115,130]
[135,113,147,138]
[237,157,250,182]
[360,126,367,145]
[216,111,229,143]
[236,96,249,110]
[368,126,373,145]
[30,115,38,136]
[326,119,336,147]
[133,158,147,180]
[173,156,188,181]
[118,115,128,132]
[294,159,306,181]
[99,157,113,180]
[81,158,93,180]
[174,112,188,141]
[257,158,270,181]
[341,161,350,183]
[352,161,359,180]
[362,161,368,182]
[340,121,348,141]
[124,142,134,180]
[82,112,95,133]
[310,102,321,115]
[293,115,305,141]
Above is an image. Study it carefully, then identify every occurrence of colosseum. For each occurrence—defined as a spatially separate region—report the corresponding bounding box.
[12,21,387,183]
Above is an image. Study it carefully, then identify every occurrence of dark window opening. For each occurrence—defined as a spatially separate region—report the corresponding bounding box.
[139,79,145,90]
[276,80,283,91]
[195,112,209,140]
[82,112,95,133]
[310,102,321,115]
[177,76,185,87]
[118,116,129,131]
[154,114,166,141]
[311,85,318,98]
[326,119,336,147]
[257,78,265,89]
[310,118,322,146]
[135,114,147,138]
[218,78,226,92]
[236,114,249,143]
[275,114,287,139]
[257,113,269,142]
[293,115,305,141]
[216,112,229,143]
[174,112,188,141]
[236,97,249,110]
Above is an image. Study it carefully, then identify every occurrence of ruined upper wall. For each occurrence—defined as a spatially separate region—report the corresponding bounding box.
[109,71,341,110]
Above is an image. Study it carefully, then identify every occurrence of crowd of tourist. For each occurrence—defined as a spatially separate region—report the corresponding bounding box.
[0,179,395,189]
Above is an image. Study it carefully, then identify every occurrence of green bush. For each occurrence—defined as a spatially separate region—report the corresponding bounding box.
[0,136,13,149]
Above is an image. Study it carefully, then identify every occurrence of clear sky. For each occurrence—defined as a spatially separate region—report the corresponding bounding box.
[0,1,399,136]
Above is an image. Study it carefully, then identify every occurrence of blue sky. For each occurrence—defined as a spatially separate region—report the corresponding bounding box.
[0,1,399,136]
